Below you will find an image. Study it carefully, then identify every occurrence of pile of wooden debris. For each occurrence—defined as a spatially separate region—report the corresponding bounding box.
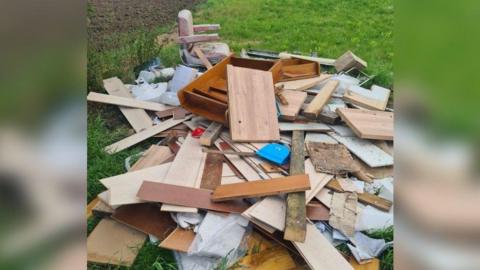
[87,49,393,270]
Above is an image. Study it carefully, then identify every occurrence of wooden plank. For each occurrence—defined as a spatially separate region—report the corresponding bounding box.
[159,228,196,252]
[334,51,367,72]
[161,134,205,212]
[303,80,339,119]
[101,163,171,206]
[330,133,393,167]
[112,204,177,240]
[227,65,280,142]
[87,92,172,112]
[326,179,392,212]
[86,197,100,219]
[336,108,393,140]
[103,77,152,132]
[278,90,308,121]
[250,196,287,231]
[200,122,223,146]
[275,74,331,91]
[129,145,173,171]
[87,218,146,267]
[156,107,190,118]
[293,223,353,270]
[92,200,114,217]
[279,122,330,132]
[211,175,310,202]
[278,52,336,66]
[284,130,307,242]
[104,116,191,154]
[193,47,213,69]
[242,202,277,234]
[137,181,249,213]
[200,153,223,190]
[343,85,390,111]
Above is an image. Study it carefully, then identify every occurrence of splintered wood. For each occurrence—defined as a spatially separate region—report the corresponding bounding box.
[227,65,280,142]
[306,142,356,174]
[284,130,307,242]
[329,192,358,237]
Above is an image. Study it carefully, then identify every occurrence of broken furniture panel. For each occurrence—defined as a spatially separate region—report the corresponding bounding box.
[306,142,356,174]
[334,51,367,72]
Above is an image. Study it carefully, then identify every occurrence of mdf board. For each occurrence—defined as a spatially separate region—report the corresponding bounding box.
[161,134,205,212]
[87,218,146,267]
[137,181,250,213]
[250,196,287,231]
[87,92,172,112]
[129,145,173,171]
[303,80,339,119]
[104,116,191,154]
[279,90,308,121]
[159,228,196,252]
[227,65,280,142]
[293,223,353,270]
[211,174,310,202]
[112,204,177,240]
[337,108,393,141]
[103,77,152,132]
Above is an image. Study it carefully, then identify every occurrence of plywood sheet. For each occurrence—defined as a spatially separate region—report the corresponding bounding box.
[87,218,146,267]
[293,223,353,270]
[279,90,308,121]
[103,77,152,132]
[137,181,249,213]
[211,174,310,202]
[227,65,280,142]
[337,108,393,140]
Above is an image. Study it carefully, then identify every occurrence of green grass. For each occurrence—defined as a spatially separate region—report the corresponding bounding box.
[87,0,394,269]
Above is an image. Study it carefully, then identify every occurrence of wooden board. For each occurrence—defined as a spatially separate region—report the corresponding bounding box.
[193,46,213,69]
[242,202,277,234]
[306,203,330,221]
[87,92,172,112]
[278,52,336,66]
[326,179,392,212]
[87,197,99,219]
[103,77,152,132]
[159,228,196,252]
[275,74,331,91]
[227,65,280,142]
[250,196,287,231]
[100,163,171,206]
[129,145,173,171]
[334,51,367,72]
[92,200,114,217]
[330,133,393,167]
[160,133,205,212]
[303,80,339,119]
[337,108,393,140]
[200,153,223,190]
[211,174,310,202]
[284,130,307,242]
[279,90,308,121]
[343,85,390,111]
[234,245,297,270]
[112,204,177,240]
[279,122,330,132]
[200,122,223,146]
[293,223,353,270]
[87,218,146,267]
[137,181,250,213]
[104,116,191,154]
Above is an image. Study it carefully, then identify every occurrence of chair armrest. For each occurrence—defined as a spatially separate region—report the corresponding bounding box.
[177,34,220,44]
[193,24,221,32]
